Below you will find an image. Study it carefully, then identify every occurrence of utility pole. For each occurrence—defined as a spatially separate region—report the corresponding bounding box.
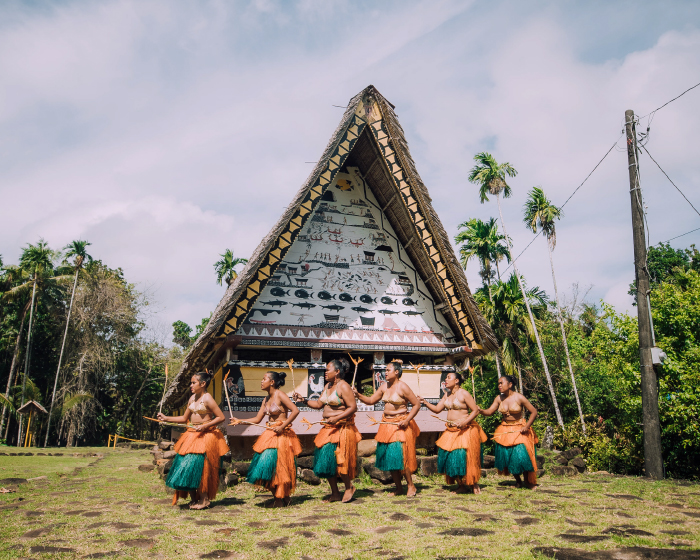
[625,109,664,479]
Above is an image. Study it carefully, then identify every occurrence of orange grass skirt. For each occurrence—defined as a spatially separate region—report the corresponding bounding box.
[375,413,420,473]
[493,419,539,486]
[435,423,487,486]
[313,416,362,479]
[251,423,302,499]
[171,427,229,505]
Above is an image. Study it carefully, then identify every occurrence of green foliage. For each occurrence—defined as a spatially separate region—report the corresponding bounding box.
[214,249,248,286]
[454,217,510,282]
[468,152,517,203]
[172,320,193,349]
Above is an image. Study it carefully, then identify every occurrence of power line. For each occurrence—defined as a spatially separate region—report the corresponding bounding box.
[640,80,700,119]
[639,144,700,219]
[502,134,623,275]
[661,227,700,244]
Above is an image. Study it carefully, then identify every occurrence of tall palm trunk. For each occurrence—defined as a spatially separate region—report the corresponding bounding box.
[0,302,29,437]
[17,278,37,446]
[44,267,79,447]
[496,194,564,428]
[547,243,586,435]
[486,276,503,378]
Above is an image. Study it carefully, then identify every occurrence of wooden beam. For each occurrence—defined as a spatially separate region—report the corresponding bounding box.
[381,192,397,212]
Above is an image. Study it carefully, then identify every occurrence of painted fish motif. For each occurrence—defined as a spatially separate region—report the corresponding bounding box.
[338,293,355,302]
[294,289,313,299]
[270,288,290,297]
[403,310,424,316]
[318,291,335,300]
[402,297,418,306]
[359,295,376,304]
[251,308,281,316]
[380,296,397,305]
[378,309,400,315]
[292,302,316,309]
[321,304,345,312]
[351,306,372,313]
[261,300,287,307]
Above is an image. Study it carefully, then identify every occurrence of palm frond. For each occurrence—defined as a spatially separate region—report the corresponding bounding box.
[62,393,95,415]
[0,393,15,413]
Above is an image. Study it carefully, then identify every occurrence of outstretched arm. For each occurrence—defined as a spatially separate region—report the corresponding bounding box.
[231,400,266,426]
[158,407,193,424]
[420,395,445,414]
[353,383,385,405]
[480,396,501,417]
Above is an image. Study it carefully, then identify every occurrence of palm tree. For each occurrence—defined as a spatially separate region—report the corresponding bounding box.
[44,240,92,447]
[469,152,564,428]
[524,187,586,435]
[455,217,511,376]
[214,249,248,286]
[0,265,31,437]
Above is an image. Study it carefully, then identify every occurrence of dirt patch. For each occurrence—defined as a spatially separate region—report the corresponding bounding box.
[64,509,86,515]
[375,526,400,534]
[515,517,540,526]
[604,494,642,500]
[84,553,120,558]
[280,521,315,528]
[21,526,52,538]
[121,538,154,549]
[614,512,635,519]
[327,528,353,536]
[246,521,264,528]
[87,522,108,529]
[24,510,44,517]
[416,507,435,512]
[473,515,499,522]
[438,528,493,537]
[111,522,140,530]
[257,537,289,552]
[140,529,165,537]
[533,546,700,559]
[557,534,608,543]
[601,527,653,537]
[661,529,691,536]
[297,530,316,539]
[194,519,225,526]
[200,550,236,558]
[415,522,434,528]
[29,546,75,553]
[566,519,595,527]
[682,511,700,518]
[83,511,103,518]
[388,512,411,521]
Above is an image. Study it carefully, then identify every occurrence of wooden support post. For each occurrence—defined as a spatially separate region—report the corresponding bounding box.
[23,410,33,448]
[625,109,663,479]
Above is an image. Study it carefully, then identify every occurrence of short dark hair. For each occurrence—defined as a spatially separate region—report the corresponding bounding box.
[388,359,403,377]
[500,375,517,391]
[194,371,212,387]
[267,371,287,388]
[329,358,349,380]
[450,370,465,385]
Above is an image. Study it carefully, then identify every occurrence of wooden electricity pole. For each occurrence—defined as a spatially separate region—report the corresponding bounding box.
[625,109,664,479]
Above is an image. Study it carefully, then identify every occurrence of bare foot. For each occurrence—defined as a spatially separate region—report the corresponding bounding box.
[453,485,468,494]
[341,485,356,503]
[190,497,210,510]
[273,498,284,508]
[472,484,481,495]
[524,483,538,490]
[406,485,417,497]
[323,493,342,503]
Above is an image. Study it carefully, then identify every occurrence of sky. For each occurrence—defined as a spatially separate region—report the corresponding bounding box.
[1,0,699,340]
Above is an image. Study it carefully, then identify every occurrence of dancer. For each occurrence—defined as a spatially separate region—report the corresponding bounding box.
[419,371,486,494]
[294,358,360,503]
[480,375,539,489]
[231,371,301,507]
[158,371,228,509]
[354,359,420,497]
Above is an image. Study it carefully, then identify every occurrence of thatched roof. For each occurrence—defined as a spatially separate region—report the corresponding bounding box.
[163,85,497,408]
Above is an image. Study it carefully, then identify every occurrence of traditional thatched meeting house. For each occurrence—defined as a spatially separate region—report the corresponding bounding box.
[163,85,496,454]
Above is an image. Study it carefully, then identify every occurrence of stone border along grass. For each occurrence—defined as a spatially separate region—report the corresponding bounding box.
[0,446,698,559]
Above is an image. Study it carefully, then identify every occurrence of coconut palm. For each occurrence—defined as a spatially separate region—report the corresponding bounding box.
[214,249,248,286]
[524,187,586,435]
[455,217,511,375]
[476,273,548,392]
[44,240,92,447]
[469,152,564,428]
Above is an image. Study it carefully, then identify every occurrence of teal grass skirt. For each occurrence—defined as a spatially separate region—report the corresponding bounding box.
[437,447,466,478]
[494,442,535,475]
[313,443,338,478]
[248,448,278,483]
[375,441,404,471]
[166,453,205,491]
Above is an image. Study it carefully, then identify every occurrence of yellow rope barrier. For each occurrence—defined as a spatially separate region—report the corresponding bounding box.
[110,434,157,447]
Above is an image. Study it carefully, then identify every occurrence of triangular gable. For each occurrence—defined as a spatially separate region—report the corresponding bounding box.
[211,87,497,353]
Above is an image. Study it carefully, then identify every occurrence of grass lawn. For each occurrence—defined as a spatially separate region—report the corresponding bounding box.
[1,446,699,559]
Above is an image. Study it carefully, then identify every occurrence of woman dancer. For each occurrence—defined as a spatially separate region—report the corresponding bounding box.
[158,371,228,509]
[294,358,360,503]
[480,375,539,489]
[354,360,420,497]
[420,371,486,494]
[231,371,301,507]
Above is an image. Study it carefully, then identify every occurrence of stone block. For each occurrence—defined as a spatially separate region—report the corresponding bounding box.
[537,469,545,478]
[561,447,582,460]
[570,457,586,473]
[549,465,578,476]
[232,461,250,476]
[158,441,173,450]
[138,464,155,472]
[163,450,177,460]
[555,455,569,466]
[363,458,393,483]
[300,469,321,485]
[225,472,239,487]
[536,455,545,469]
[541,425,554,450]
[156,459,173,476]
[296,455,314,470]
[357,439,377,457]
[420,455,438,476]
[480,469,487,478]
[482,454,495,469]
